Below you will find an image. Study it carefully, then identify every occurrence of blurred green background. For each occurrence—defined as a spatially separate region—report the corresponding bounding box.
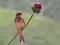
[0,0,60,45]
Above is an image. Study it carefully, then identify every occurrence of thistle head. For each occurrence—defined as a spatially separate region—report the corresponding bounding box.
[32,2,42,13]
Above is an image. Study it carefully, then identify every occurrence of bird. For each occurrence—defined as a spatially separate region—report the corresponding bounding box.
[14,11,25,44]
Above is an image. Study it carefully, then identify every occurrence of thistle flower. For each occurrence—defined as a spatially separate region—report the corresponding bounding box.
[32,2,42,13]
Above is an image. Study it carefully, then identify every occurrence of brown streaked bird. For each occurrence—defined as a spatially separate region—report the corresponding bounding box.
[14,11,25,43]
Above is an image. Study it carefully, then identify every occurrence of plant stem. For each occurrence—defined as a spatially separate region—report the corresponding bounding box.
[8,12,35,45]
[24,12,34,28]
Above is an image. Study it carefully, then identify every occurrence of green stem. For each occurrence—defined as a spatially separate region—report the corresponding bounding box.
[24,12,34,28]
[8,12,35,45]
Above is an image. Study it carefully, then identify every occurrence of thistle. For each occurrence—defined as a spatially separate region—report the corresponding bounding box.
[32,2,42,13]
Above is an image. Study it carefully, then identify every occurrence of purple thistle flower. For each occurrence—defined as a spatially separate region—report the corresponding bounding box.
[32,2,42,13]
[34,2,42,9]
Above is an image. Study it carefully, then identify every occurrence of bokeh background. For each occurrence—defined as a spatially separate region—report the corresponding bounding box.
[0,0,60,45]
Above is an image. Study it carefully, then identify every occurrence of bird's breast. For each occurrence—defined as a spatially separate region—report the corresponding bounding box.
[15,20,24,29]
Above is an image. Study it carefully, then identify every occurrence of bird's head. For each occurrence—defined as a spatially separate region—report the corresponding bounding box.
[16,11,22,17]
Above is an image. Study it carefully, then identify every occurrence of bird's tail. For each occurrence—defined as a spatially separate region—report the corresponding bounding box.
[20,31,25,43]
